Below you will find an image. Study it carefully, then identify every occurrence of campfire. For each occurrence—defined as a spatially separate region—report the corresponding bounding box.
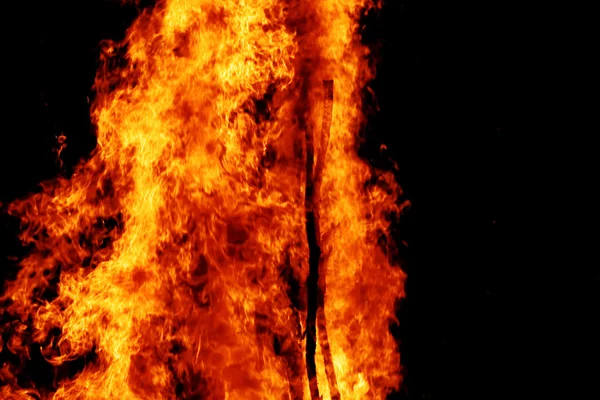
[1,0,408,398]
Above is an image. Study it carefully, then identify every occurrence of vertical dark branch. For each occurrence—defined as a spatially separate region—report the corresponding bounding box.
[305,80,335,400]
[313,80,339,400]
[305,211,320,400]
[303,77,320,400]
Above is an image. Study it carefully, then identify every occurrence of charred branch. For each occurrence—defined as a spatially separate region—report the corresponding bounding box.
[303,79,319,399]
[305,80,336,400]
[313,80,339,400]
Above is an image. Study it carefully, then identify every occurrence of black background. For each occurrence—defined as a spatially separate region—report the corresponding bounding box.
[0,1,565,399]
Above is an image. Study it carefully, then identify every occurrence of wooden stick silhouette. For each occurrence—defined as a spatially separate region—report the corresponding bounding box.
[305,80,338,399]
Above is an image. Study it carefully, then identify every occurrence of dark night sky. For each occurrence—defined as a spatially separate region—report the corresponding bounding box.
[2,1,585,399]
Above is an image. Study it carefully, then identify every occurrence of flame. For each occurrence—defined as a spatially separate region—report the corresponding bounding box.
[1,0,406,399]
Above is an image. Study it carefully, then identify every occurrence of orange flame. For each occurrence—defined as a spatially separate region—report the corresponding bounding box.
[1,0,406,398]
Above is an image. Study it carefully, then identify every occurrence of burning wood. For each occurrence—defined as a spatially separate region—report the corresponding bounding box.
[1,1,405,399]
[305,80,337,400]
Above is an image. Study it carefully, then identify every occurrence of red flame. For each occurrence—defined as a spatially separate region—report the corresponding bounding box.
[1,1,407,398]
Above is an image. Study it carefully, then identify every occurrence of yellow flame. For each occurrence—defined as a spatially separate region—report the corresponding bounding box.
[1,0,405,399]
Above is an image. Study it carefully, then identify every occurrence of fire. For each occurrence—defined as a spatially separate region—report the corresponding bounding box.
[1,0,407,399]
